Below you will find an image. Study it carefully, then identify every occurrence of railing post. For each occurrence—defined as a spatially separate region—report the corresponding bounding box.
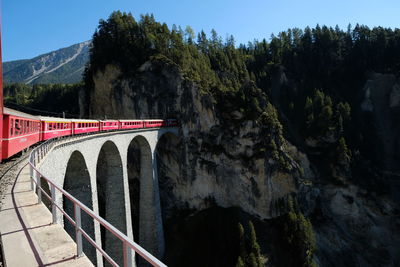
[123,241,133,267]
[51,184,57,224]
[37,175,42,204]
[29,157,34,191]
[74,204,83,257]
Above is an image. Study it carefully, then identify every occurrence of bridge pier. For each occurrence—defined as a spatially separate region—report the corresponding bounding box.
[151,149,165,259]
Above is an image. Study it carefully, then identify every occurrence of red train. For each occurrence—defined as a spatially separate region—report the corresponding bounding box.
[1,107,178,160]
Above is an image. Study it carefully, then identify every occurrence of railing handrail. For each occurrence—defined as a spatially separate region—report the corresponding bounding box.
[28,133,167,267]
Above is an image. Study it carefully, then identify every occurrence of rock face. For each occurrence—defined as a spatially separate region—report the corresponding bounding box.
[88,60,300,220]
[360,73,400,171]
[88,61,400,266]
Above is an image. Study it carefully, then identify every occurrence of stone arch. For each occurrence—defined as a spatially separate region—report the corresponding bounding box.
[96,141,126,266]
[63,150,96,264]
[127,135,158,258]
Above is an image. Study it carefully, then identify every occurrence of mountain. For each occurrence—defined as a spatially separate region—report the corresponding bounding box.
[3,41,90,84]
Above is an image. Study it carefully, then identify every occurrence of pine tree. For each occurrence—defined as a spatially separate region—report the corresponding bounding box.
[235,256,245,267]
[238,223,246,259]
[248,221,261,258]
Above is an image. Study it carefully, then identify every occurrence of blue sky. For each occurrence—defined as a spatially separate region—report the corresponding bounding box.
[3,0,400,62]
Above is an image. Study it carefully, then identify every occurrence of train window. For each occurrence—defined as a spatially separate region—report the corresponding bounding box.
[15,120,19,135]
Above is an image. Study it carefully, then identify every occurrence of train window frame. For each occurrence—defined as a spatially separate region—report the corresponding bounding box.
[10,119,14,136]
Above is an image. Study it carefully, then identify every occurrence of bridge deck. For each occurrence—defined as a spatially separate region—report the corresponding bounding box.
[0,164,93,266]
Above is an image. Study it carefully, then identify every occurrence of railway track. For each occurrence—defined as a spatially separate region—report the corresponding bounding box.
[0,150,32,205]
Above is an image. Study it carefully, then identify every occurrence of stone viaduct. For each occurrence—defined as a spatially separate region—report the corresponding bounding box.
[37,127,179,266]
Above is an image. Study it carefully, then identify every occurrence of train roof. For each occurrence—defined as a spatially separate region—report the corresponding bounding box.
[118,119,144,122]
[37,116,73,123]
[3,107,40,120]
[70,119,100,123]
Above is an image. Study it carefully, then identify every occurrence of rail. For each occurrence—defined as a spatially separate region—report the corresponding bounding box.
[28,134,167,267]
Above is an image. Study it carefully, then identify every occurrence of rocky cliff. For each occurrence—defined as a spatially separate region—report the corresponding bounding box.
[87,58,400,266]
[89,59,302,220]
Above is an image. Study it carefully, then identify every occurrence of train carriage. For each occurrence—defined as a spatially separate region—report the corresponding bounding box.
[119,120,144,130]
[99,120,119,131]
[39,116,73,141]
[72,119,100,135]
[2,108,41,159]
[144,119,164,128]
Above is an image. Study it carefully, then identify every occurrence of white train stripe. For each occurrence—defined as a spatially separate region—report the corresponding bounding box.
[3,132,40,141]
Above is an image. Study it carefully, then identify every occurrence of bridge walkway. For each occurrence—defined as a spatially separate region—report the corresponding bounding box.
[0,163,93,266]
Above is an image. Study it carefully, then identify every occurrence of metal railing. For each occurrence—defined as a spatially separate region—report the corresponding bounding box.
[28,135,167,267]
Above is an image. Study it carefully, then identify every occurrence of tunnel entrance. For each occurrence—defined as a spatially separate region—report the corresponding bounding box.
[96,141,126,266]
[63,151,96,264]
[127,136,155,259]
